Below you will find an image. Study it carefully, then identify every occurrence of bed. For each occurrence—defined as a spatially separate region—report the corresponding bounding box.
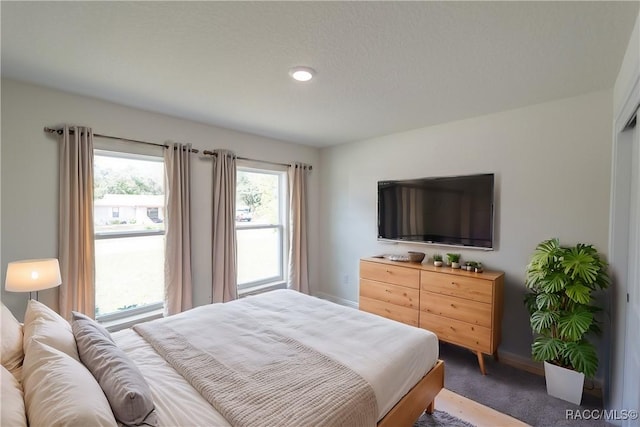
[1,289,444,427]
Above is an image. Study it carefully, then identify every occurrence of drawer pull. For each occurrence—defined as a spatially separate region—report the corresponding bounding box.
[385,289,392,293]
[450,303,456,308]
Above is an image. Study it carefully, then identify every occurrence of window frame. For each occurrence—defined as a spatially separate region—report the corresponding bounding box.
[93,147,166,321]
[235,161,288,292]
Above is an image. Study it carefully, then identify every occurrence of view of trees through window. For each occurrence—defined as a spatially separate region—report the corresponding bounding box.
[93,152,165,318]
[236,170,280,224]
[236,168,285,288]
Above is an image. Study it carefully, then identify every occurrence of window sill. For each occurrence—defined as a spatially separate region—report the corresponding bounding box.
[238,281,287,298]
[99,308,164,333]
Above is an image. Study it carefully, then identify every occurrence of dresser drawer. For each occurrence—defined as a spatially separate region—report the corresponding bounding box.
[420,291,491,328]
[359,296,419,327]
[419,312,491,353]
[360,261,420,289]
[360,279,419,309]
[420,271,493,303]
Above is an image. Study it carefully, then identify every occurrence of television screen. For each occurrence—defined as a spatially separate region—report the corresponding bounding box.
[377,173,495,249]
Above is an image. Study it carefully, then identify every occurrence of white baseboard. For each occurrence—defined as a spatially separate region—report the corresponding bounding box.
[313,291,358,309]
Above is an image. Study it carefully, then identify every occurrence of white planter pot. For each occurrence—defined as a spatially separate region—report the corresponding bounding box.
[433,261,443,267]
[544,361,584,405]
[451,262,460,269]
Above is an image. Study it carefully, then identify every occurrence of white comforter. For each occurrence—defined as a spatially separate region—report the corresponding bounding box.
[114,290,439,426]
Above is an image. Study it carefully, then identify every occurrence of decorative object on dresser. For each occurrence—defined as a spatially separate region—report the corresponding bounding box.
[407,251,426,263]
[446,253,461,269]
[432,254,443,267]
[359,257,504,375]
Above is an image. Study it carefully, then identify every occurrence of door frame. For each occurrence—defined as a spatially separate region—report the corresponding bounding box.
[607,69,639,421]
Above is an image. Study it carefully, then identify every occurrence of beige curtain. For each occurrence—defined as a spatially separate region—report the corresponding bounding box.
[288,162,310,294]
[58,125,95,320]
[211,150,237,302]
[164,143,193,316]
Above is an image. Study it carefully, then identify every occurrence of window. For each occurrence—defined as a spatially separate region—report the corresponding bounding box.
[236,163,287,291]
[93,150,165,320]
[147,207,160,222]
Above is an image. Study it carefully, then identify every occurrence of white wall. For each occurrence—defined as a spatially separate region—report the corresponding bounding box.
[0,78,320,320]
[319,90,613,369]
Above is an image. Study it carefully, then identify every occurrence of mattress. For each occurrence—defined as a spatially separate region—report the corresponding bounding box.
[113,289,439,425]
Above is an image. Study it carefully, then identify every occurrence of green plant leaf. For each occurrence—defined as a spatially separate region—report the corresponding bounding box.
[565,282,592,304]
[540,272,568,293]
[561,246,599,284]
[532,336,564,363]
[524,292,538,315]
[557,309,592,341]
[525,268,547,289]
[563,340,598,377]
[528,238,560,269]
[531,309,559,333]
[536,293,561,310]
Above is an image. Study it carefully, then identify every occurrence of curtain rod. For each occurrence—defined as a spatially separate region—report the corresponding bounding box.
[202,150,312,171]
[44,127,311,169]
[43,127,200,154]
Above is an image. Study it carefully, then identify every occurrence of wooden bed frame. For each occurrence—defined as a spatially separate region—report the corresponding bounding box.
[378,360,445,427]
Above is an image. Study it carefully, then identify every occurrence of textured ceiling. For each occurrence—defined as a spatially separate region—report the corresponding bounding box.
[2,1,638,147]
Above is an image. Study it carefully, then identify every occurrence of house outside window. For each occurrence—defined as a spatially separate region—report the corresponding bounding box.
[93,149,165,320]
[236,162,288,292]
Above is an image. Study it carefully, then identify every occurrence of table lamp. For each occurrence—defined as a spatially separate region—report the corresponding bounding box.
[5,258,62,300]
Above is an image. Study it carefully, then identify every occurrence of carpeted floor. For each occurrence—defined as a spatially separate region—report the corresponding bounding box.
[440,342,606,427]
[415,409,476,427]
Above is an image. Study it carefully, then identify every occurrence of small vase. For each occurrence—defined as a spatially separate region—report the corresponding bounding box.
[434,261,443,267]
[451,262,460,269]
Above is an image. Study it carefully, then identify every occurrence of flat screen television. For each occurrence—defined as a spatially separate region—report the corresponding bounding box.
[377,173,495,249]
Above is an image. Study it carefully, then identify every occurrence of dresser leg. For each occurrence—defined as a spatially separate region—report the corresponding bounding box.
[476,351,486,375]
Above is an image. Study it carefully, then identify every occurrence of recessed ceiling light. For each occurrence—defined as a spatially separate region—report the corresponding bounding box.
[289,66,315,82]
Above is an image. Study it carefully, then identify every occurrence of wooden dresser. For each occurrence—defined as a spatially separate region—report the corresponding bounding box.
[359,257,504,375]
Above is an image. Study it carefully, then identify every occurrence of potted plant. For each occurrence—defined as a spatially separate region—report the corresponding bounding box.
[464,261,478,271]
[524,238,609,404]
[474,262,483,273]
[447,253,461,269]
[433,254,443,267]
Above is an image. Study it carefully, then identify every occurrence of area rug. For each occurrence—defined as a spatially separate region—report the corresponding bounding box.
[414,410,476,427]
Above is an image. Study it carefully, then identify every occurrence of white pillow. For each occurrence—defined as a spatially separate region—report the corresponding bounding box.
[22,339,117,427]
[1,303,24,377]
[1,365,27,427]
[22,299,79,361]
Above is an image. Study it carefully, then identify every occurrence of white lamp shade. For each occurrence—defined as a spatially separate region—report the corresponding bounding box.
[5,259,62,292]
